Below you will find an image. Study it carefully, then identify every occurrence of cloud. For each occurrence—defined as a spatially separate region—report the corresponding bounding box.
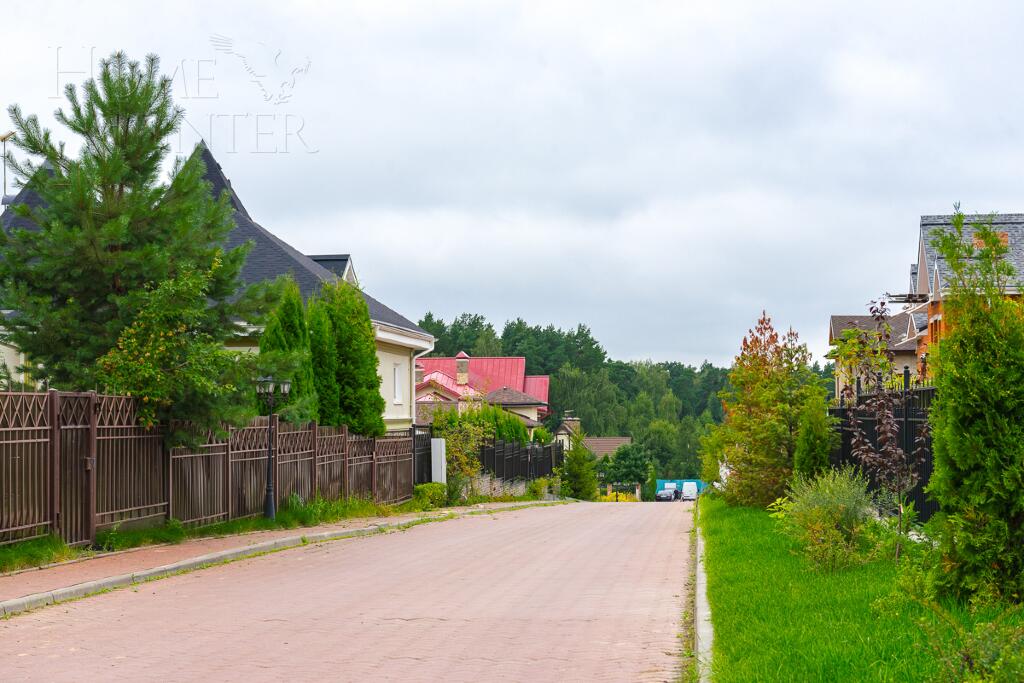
[6,1,1024,367]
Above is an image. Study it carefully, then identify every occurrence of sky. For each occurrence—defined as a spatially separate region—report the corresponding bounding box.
[5,1,1024,366]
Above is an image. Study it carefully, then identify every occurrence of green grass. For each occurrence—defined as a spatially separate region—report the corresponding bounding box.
[0,534,83,573]
[700,496,940,682]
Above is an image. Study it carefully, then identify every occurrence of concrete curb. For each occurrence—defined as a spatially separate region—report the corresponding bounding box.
[0,502,561,619]
[694,511,713,682]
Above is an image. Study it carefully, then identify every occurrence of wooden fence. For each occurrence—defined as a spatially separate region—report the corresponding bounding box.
[1,391,415,546]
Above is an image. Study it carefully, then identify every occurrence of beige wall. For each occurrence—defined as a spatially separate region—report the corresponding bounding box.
[0,341,28,386]
[505,405,540,423]
[376,340,414,430]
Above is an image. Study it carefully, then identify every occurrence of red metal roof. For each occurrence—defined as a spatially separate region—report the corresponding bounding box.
[416,356,549,405]
[523,376,550,405]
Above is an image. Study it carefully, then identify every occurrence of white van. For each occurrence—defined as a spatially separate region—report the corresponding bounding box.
[681,481,699,501]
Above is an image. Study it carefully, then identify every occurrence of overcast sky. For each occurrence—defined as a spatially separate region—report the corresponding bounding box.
[6,2,1024,366]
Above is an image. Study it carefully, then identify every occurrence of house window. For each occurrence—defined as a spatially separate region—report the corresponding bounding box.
[393,364,403,404]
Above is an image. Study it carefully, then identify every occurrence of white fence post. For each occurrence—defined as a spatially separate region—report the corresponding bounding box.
[430,438,447,484]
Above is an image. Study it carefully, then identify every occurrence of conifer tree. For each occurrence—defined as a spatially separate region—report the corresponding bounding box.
[322,281,385,436]
[0,52,254,388]
[307,296,341,426]
[929,209,1024,601]
[259,278,317,423]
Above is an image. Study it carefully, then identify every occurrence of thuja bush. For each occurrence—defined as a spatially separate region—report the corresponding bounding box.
[928,208,1024,602]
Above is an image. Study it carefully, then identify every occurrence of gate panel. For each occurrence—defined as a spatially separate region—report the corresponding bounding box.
[58,394,93,545]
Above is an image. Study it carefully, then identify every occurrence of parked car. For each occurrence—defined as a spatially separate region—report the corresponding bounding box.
[655,488,675,502]
[680,481,699,501]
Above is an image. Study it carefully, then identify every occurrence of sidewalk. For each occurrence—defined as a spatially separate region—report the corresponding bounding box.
[0,501,558,612]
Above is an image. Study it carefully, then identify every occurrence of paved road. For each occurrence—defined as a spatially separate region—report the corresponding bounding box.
[0,502,693,682]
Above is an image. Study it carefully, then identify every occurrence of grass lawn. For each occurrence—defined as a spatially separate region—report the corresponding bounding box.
[700,496,941,682]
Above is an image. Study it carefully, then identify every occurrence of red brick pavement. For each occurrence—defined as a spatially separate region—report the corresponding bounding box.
[0,502,693,682]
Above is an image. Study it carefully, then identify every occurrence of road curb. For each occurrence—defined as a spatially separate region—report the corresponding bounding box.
[0,503,560,619]
[694,508,713,682]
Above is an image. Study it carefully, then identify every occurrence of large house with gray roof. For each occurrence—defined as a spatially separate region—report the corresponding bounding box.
[1,143,433,430]
[828,212,1024,396]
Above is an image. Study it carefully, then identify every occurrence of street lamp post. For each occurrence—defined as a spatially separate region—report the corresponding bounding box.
[256,376,291,520]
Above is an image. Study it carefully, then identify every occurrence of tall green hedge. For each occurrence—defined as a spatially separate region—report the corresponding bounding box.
[307,296,341,426]
[321,281,385,436]
[928,211,1024,601]
[259,278,317,422]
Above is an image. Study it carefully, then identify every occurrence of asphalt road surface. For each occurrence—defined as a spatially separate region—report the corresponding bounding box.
[0,502,693,682]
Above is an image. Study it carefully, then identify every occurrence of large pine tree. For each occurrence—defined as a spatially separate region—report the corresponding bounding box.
[0,52,251,388]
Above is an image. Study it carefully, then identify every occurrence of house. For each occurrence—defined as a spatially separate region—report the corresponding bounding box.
[553,413,631,458]
[0,143,434,430]
[828,212,1024,396]
[415,351,549,433]
[897,213,1024,361]
[827,312,920,397]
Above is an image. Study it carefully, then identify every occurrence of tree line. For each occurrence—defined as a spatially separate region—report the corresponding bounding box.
[418,312,732,479]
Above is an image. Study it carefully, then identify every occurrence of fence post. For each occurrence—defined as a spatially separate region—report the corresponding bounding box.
[86,391,98,544]
[272,413,281,507]
[342,424,349,499]
[311,421,319,500]
[225,427,233,520]
[902,366,912,458]
[371,436,378,503]
[165,440,173,525]
[48,390,61,535]
[403,428,411,491]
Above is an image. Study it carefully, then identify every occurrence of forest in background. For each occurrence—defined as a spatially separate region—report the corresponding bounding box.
[419,314,811,478]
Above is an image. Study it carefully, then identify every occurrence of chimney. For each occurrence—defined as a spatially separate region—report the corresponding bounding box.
[414,364,424,384]
[561,410,581,434]
[455,351,469,385]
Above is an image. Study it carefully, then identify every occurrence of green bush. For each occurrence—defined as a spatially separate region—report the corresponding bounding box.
[414,483,447,509]
[928,210,1024,602]
[561,435,598,501]
[793,391,838,477]
[532,426,553,444]
[446,470,468,506]
[772,466,873,571]
[526,477,551,500]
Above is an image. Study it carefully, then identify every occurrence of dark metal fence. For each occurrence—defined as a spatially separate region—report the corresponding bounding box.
[1,391,416,546]
[413,426,432,485]
[829,385,938,522]
[477,439,564,482]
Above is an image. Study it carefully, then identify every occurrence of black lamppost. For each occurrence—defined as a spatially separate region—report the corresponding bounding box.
[256,376,291,520]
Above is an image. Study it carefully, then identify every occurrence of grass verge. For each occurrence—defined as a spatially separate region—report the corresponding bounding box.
[700,495,937,682]
[2,491,558,571]
[0,535,82,574]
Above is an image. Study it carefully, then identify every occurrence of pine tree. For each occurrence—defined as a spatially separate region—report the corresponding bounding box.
[0,52,252,388]
[259,278,317,423]
[322,281,385,436]
[307,296,341,426]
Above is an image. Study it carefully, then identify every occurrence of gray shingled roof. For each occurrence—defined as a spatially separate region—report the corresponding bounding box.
[199,147,428,336]
[0,144,429,338]
[829,311,916,352]
[484,386,546,406]
[920,214,1024,292]
[308,254,350,278]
